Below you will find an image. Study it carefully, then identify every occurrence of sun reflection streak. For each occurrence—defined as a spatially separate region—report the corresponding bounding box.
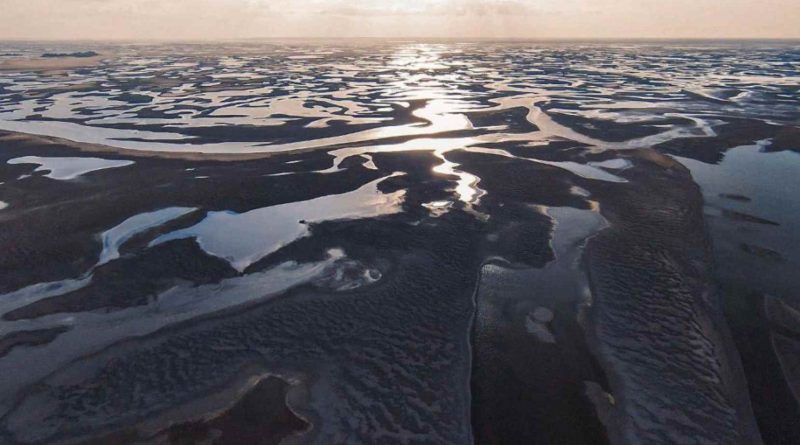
[432,148,486,206]
[388,44,451,71]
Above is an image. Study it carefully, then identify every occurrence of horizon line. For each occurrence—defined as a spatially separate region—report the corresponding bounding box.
[2,36,800,44]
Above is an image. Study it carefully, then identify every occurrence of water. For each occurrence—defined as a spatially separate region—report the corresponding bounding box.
[7,156,134,180]
[0,40,798,444]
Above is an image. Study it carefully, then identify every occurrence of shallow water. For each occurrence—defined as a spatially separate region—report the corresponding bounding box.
[7,155,134,180]
[149,174,405,272]
[0,40,798,445]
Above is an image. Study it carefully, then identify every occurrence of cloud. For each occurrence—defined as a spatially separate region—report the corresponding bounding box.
[0,0,798,40]
[316,0,543,17]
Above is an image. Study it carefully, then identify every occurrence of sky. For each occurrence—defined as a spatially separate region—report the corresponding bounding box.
[1,0,799,41]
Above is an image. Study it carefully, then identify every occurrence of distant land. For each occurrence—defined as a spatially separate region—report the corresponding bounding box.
[41,51,99,58]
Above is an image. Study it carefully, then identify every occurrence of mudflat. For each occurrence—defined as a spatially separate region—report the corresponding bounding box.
[0,41,798,445]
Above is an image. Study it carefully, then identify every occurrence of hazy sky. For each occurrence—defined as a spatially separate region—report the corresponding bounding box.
[2,0,799,40]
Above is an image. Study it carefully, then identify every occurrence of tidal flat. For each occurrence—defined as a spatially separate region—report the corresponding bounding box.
[0,40,798,444]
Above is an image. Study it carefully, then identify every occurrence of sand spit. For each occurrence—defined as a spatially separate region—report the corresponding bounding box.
[0,131,289,162]
[583,150,763,444]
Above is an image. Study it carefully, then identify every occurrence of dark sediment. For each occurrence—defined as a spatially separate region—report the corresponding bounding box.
[0,327,69,358]
[470,262,612,445]
[723,291,800,444]
[159,376,308,445]
[583,149,763,444]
